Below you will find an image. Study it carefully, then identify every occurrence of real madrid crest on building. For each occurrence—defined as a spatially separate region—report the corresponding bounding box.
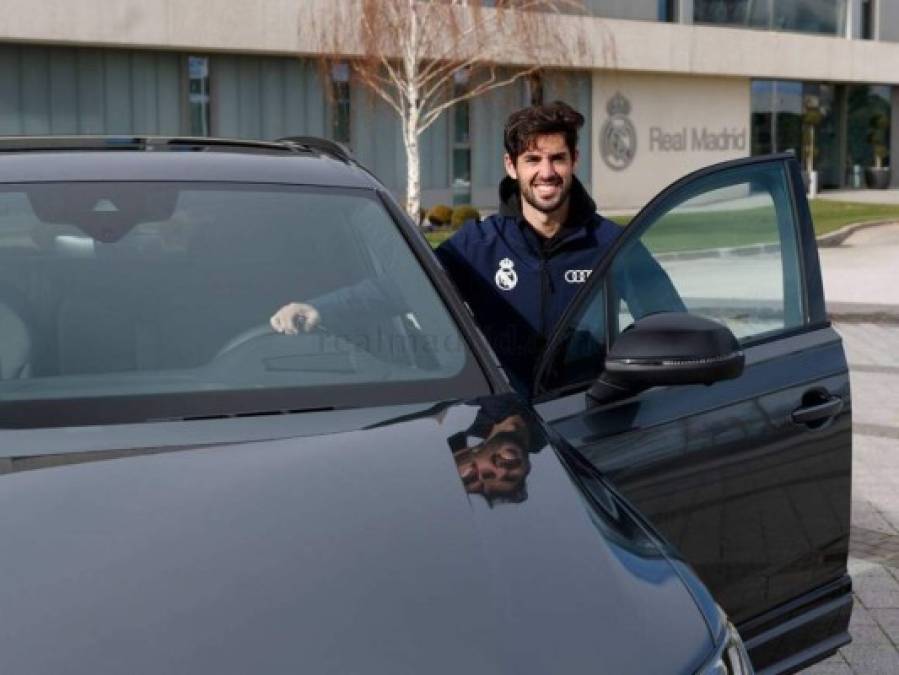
[494,258,518,291]
[600,93,637,171]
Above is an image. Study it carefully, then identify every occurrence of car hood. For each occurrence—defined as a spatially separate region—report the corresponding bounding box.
[0,397,713,675]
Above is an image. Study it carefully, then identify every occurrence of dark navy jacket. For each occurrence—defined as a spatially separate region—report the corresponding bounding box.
[436,176,621,392]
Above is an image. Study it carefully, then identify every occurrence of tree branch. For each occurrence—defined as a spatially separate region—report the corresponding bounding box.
[418,65,536,134]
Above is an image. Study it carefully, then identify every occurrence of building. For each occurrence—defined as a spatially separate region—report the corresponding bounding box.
[1,0,898,210]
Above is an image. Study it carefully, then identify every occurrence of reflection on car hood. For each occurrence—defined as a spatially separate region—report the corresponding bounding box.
[0,397,713,675]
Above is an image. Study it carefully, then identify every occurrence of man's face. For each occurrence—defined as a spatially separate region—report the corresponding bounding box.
[504,133,578,215]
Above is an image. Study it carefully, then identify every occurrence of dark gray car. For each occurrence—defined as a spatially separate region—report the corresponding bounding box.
[0,137,849,673]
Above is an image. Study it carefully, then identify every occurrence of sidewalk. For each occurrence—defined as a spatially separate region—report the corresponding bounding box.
[804,322,899,675]
[818,224,899,310]
[802,222,899,674]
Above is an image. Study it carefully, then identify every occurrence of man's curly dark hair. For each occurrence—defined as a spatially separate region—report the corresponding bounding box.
[503,100,585,163]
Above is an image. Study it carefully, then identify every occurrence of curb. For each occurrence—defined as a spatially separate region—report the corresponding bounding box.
[815,219,899,248]
[828,302,899,325]
[653,219,898,262]
[655,242,781,262]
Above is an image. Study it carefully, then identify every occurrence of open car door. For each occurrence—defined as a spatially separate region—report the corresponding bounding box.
[533,154,852,674]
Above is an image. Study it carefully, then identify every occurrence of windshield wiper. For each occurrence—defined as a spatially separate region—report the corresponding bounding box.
[166,406,336,423]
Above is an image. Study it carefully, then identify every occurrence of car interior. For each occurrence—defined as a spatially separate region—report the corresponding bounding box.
[0,185,399,387]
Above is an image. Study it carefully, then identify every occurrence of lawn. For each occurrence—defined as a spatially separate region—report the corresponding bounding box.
[423,199,899,252]
[808,200,899,235]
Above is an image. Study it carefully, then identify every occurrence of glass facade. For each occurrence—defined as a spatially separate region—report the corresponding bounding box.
[753,79,893,188]
[861,0,876,39]
[330,62,351,145]
[659,0,677,21]
[695,0,848,36]
[752,80,840,187]
[188,56,210,136]
[847,85,891,175]
[580,0,664,21]
[452,69,473,206]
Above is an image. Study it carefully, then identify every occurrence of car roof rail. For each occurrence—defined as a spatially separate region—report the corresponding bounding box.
[0,135,349,157]
[276,136,353,163]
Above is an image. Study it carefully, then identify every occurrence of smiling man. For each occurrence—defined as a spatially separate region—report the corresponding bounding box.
[434,101,621,393]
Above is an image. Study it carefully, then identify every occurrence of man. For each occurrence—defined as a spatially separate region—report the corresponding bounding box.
[430,101,621,391]
[271,101,624,393]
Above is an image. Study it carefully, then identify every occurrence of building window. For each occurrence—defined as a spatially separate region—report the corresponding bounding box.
[862,0,875,39]
[695,0,847,36]
[452,69,472,206]
[848,85,890,182]
[331,62,351,145]
[659,0,677,22]
[188,56,210,136]
[526,71,544,106]
[752,79,841,188]
[751,80,803,156]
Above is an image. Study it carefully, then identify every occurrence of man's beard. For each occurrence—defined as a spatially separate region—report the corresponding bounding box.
[518,176,572,214]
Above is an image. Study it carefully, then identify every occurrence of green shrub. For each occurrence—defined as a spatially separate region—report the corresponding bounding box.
[451,205,480,229]
[426,204,453,226]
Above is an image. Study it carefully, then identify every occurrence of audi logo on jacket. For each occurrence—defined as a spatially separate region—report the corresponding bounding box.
[435,176,621,394]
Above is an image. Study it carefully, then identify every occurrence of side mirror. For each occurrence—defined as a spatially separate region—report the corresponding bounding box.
[588,312,744,405]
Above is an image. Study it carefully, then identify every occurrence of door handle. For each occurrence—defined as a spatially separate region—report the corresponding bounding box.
[792,396,843,425]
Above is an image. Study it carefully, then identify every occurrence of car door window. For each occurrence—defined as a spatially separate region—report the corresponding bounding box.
[539,159,806,395]
[611,162,804,341]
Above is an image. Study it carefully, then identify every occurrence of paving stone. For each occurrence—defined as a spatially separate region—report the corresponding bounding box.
[802,653,853,675]
[852,502,899,538]
[839,645,899,675]
[835,324,899,369]
[868,609,899,646]
[849,597,877,627]
[850,556,885,578]
[844,623,893,646]
[848,371,899,431]
[852,563,899,609]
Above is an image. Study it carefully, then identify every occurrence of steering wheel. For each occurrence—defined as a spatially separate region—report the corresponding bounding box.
[213,322,329,361]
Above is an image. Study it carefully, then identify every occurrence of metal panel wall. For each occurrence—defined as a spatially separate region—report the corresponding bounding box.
[0,44,183,135]
[210,55,327,140]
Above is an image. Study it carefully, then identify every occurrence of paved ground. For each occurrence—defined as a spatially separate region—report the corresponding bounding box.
[800,222,899,674]
[819,224,899,307]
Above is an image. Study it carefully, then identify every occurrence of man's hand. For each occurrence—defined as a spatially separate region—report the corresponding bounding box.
[270,302,321,335]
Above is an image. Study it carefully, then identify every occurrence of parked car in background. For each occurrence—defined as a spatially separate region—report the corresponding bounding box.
[0,137,850,673]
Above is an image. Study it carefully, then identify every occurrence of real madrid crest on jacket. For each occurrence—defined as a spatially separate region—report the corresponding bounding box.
[436,175,621,393]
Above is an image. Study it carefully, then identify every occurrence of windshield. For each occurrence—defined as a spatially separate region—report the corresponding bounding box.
[0,182,487,428]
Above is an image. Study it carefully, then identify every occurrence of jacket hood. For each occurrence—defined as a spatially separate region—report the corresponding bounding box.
[498,174,598,228]
[0,397,714,675]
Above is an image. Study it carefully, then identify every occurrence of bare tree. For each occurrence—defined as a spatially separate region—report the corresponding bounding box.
[308,0,583,219]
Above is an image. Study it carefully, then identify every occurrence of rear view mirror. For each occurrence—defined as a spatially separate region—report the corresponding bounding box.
[588,312,744,405]
[27,183,178,242]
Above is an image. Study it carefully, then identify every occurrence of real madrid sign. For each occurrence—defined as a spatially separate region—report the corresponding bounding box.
[599,93,636,171]
[593,74,750,209]
[599,90,748,171]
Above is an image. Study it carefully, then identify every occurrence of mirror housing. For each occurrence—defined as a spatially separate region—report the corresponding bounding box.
[588,312,744,405]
